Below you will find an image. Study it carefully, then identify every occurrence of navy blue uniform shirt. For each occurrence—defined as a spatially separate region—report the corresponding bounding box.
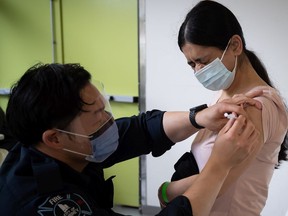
[0,110,192,215]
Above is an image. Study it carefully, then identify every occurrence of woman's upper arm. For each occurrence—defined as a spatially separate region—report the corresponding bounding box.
[218,103,264,195]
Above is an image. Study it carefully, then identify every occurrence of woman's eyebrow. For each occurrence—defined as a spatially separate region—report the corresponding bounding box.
[187,57,203,65]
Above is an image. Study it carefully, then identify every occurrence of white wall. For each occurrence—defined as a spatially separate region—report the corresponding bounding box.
[144,0,288,215]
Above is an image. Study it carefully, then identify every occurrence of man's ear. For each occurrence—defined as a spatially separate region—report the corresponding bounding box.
[230,34,243,56]
[42,130,64,149]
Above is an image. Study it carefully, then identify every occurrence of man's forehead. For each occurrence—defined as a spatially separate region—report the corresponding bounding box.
[81,83,103,102]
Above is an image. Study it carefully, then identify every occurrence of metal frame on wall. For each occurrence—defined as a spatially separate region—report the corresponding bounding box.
[138,0,147,209]
[138,0,160,214]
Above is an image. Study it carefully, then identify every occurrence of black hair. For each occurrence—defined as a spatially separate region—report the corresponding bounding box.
[178,0,287,165]
[6,63,91,146]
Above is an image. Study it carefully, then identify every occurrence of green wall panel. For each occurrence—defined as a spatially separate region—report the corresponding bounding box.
[61,0,138,97]
[61,0,139,207]
[0,0,52,109]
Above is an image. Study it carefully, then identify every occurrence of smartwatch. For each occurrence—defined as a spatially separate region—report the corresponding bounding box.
[189,104,208,129]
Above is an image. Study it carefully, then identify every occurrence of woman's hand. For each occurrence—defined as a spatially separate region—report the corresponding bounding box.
[211,114,260,169]
[196,90,263,132]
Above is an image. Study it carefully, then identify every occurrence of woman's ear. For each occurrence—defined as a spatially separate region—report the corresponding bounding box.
[42,129,64,149]
[230,35,243,56]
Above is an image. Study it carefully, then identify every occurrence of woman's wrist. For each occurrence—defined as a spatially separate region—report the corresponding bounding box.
[158,181,170,208]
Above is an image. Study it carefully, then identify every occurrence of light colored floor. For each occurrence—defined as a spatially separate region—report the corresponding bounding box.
[113,205,154,216]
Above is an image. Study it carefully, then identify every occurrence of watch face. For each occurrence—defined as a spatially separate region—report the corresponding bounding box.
[38,193,93,216]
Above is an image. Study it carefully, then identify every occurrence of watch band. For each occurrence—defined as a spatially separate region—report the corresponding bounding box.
[189,104,208,129]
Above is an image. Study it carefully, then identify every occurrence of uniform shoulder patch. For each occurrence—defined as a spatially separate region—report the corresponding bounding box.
[37,193,93,216]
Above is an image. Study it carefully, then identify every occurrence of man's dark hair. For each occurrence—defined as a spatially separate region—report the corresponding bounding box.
[6,63,91,146]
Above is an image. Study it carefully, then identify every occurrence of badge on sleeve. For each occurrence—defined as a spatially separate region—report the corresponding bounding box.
[37,193,93,216]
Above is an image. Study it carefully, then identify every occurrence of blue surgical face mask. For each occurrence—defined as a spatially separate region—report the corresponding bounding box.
[195,40,237,91]
[86,121,119,163]
[57,120,119,163]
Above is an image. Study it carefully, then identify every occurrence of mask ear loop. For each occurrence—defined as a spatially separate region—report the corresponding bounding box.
[220,38,238,73]
[55,129,93,157]
[55,128,92,139]
[220,38,232,61]
[63,148,91,157]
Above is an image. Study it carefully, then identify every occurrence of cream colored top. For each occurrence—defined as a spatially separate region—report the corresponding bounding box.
[191,86,288,216]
